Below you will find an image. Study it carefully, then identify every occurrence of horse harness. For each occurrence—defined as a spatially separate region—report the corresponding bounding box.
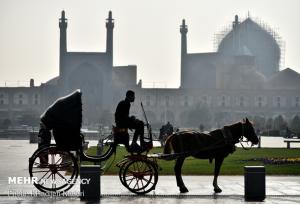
[221,126,234,145]
[172,127,237,160]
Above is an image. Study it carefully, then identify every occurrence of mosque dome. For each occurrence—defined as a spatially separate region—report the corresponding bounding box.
[217,15,281,78]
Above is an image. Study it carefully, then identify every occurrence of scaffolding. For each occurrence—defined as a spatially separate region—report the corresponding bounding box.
[213,16,285,70]
[0,81,32,87]
[253,17,285,70]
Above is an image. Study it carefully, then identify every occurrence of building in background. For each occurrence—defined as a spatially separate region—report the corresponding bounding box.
[0,11,299,130]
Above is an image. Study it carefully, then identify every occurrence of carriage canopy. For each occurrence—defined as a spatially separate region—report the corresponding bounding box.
[40,89,82,150]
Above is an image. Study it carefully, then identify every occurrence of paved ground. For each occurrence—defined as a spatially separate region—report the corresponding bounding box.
[0,140,299,203]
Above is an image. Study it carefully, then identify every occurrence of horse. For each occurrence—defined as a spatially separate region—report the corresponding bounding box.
[163,118,259,193]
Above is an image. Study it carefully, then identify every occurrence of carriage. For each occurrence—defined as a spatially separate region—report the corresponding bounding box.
[28,90,159,195]
[28,90,259,195]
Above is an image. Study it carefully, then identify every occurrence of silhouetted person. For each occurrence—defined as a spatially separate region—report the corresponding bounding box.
[165,121,174,136]
[159,125,165,147]
[199,124,204,132]
[159,121,174,147]
[285,127,294,138]
[115,90,145,152]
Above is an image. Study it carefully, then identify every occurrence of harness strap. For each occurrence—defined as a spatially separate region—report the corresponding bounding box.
[221,126,236,153]
[221,126,234,145]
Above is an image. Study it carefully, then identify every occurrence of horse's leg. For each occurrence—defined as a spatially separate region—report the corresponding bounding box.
[213,157,224,193]
[175,157,188,193]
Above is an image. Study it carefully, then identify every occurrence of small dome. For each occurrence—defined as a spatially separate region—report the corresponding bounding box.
[266,68,300,89]
[45,76,59,85]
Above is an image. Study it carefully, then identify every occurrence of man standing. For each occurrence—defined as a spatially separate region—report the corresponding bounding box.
[115,90,145,152]
[165,121,174,136]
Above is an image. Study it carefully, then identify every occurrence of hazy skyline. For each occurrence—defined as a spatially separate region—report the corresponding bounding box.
[0,0,299,88]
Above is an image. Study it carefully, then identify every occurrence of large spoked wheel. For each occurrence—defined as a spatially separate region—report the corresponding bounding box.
[122,159,158,195]
[118,159,130,186]
[29,145,78,194]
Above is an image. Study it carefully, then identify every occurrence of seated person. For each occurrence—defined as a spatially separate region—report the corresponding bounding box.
[115,90,145,152]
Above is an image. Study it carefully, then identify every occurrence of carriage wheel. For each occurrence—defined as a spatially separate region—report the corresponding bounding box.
[122,159,158,195]
[29,146,78,193]
[118,162,126,186]
[118,159,130,186]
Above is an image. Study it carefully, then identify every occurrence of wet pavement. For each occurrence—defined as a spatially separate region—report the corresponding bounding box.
[0,140,299,203]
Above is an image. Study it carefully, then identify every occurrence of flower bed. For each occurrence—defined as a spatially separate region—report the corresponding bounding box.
[244,157,300,165]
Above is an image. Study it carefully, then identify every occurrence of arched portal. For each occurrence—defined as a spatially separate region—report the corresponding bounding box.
[67,63,103,123]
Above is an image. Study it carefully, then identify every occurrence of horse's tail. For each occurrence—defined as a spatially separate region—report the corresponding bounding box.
[163,134,174,154]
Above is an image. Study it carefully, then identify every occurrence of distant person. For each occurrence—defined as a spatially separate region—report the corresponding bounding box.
[115,90,145,152]
[285,127,296,138]
[165,121,174,136]
[285,127,292,138]
[38,123,51,148]
[159,122,174,147]
[159,125,165,147]
[199,124,204,132]
[256,128,261,136]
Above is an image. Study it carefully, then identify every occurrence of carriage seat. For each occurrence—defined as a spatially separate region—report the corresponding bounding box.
[112,126,128,134]
[112,126,130,148]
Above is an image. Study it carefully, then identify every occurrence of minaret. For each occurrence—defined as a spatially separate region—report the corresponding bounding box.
[233,14,239,29]
[180,19,188,88]
[106,11,114,66]
[232,15,240,54]
[59,10,67,77]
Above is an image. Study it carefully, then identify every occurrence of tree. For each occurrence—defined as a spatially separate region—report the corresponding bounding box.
[214,112,228,128]
[264,118,274,136]
[186,103,212,128]
[265,118,273,130]
[0,119,11,129]
[273,115,287,130]
[290,115,300,133]
[253,115,265,130]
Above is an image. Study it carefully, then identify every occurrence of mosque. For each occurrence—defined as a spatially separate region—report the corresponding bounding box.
[0,11,299,128]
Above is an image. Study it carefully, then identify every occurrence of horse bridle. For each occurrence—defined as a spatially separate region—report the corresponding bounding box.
[239,122,254,150]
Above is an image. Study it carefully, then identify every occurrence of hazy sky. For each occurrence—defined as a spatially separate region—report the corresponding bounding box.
[0,0,299,88]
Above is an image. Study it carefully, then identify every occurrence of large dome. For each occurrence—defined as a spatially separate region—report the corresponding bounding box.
[217,16,281,78]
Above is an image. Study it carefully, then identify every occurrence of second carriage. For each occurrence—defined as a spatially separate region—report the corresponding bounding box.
[28,90,160,195]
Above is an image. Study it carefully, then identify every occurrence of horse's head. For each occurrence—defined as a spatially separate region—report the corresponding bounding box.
[242,118,259,145]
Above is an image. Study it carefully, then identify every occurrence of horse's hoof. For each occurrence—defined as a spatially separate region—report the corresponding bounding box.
[214,188,222,193]
[180,187,189,193]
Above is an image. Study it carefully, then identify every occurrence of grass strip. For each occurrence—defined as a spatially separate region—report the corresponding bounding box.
[82,146,300,175]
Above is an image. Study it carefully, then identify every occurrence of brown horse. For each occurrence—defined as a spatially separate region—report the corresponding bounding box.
[163,118,258,193]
